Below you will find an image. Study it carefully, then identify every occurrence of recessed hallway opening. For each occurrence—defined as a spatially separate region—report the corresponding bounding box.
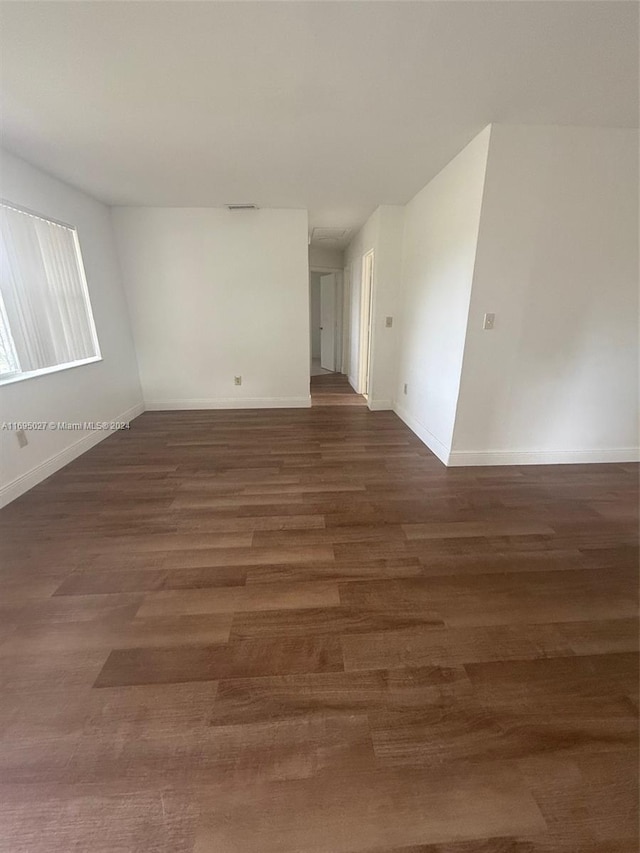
[310,372,367,407]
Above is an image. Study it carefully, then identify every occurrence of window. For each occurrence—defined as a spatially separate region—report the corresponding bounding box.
[0,201,101,384]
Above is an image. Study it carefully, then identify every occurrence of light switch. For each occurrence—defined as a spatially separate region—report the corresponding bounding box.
[483,313,495,330]
[385,316,393,328]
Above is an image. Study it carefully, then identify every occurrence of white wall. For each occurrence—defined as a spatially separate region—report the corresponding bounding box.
[113,207,310,409]
[309,245,344,270]
[344,205,404,408]
[393,128,491,461]
[370,205,404,409]
[451,125,639,464]
[0,150,143,506]
[345,209,379,391]
[309,273,322,359]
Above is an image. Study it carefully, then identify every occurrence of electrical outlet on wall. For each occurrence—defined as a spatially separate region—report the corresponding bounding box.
[234,376,242,386]
[385,316,393,328]
[16,429,28,448]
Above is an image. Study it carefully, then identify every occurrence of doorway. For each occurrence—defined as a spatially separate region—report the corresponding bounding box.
[309,266,366,407]
[309,270,339,376]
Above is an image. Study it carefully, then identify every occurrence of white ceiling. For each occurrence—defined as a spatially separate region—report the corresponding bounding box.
[1,1,637,246]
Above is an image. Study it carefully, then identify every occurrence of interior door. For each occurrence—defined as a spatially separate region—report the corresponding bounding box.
[320,273,336,371]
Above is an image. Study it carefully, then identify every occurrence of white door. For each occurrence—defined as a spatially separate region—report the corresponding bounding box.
[320,273,336,371]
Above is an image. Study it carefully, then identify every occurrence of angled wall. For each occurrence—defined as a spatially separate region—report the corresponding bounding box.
[450,125,639,464]
[393,127,491,462]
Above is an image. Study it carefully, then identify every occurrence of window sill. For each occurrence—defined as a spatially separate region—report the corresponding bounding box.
[0,355,103,387]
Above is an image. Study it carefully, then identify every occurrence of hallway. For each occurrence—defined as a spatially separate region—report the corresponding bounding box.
[311,372,367,407]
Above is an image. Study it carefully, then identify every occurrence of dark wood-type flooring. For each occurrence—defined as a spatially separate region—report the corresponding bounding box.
[0,390,638,852]
[311,371,368,406]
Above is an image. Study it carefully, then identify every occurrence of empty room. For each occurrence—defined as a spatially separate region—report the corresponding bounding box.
[0,2,638,851]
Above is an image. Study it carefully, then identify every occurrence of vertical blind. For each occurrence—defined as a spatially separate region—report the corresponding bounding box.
[0,202,100,379]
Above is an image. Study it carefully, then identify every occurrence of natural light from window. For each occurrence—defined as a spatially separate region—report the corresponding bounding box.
[0,201,101,384]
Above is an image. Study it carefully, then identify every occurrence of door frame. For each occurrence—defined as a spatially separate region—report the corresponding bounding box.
[358,249,374,397]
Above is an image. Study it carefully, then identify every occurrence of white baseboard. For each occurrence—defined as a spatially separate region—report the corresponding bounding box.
[391,403,639,467]
[368,399,393,411]
[0,401,145,508]
[393,402,450,465]
[145,396,311,411]
[448,447,640,466]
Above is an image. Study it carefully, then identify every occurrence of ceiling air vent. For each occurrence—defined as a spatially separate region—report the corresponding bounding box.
[311,227,350,243]
[226,204,259,211]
